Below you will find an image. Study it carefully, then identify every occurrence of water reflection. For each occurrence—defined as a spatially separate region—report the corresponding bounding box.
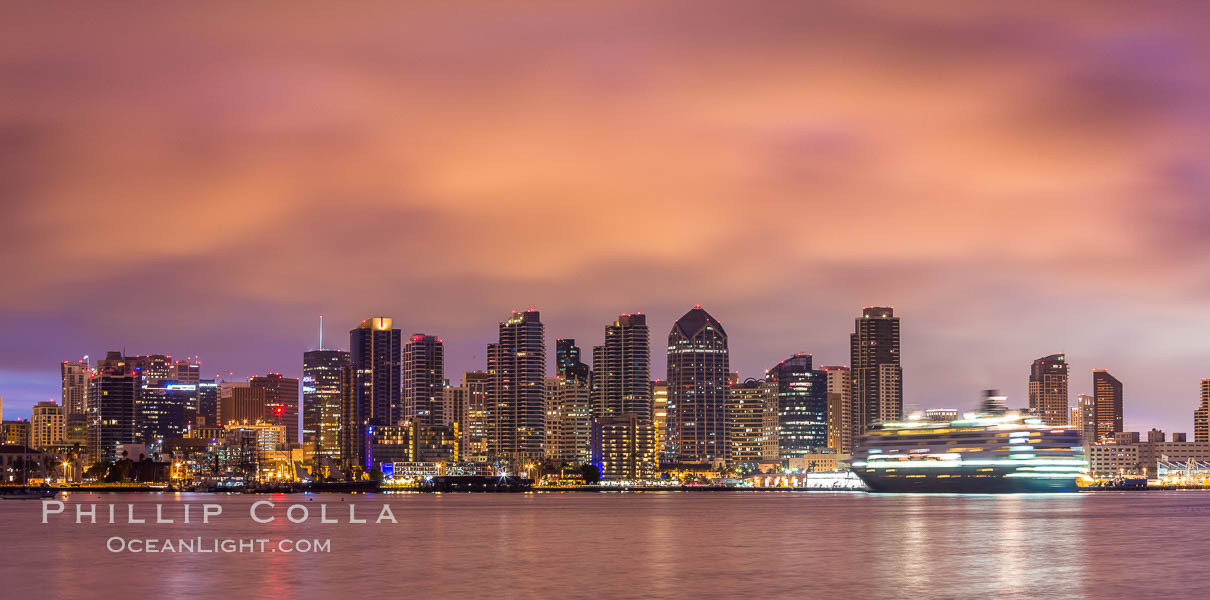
[2,491,1203,599]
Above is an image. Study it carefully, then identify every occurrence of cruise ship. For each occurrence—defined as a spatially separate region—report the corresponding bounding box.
[851,392,1087,493]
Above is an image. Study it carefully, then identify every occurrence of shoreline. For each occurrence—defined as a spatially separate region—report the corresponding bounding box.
[10,482,1210,494]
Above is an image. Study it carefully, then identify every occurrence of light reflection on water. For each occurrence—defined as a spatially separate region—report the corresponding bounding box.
[2,491,1206,599]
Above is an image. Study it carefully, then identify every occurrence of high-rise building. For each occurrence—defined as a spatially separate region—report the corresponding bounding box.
[1028,354,1069,426]
[1075,394,1096,444]
[197,379,218,426]
[1194,379,1210,443]
[590,314,651,422]
[555,339,591,383]
[220,386,267,426]
[403,334,445,427]
[338,364,362,470]
[850,307,902,433]
[462,371,491,460]
[406,421,460,463]
[131,354,172,386]
[1,420,30,448]
[137,379,194,446]
[218,380,247,415]
[442,382,468,455]
[767,354,828,458]
[822,365,853,455]
[761,387,780,461]
[170,359,201,420]
[367,424,410,466]
[652,380,668,458]
[108,353,178,447]
[171,360,201,384]
[95,351,127,373]
[728,375,776,466]
[65,414,88,447]
[303,349,349,464]
[544,376,592,464]
[591,413,657,480]
[87,366,139,460]
[350,317,403,429]
[544,377,560,458]
[31,400,66,450]
[251,373,301,445]
[1092,369,1123,443]
[61,359,90,416]
[666,305,730,463]
[486,310,546,462]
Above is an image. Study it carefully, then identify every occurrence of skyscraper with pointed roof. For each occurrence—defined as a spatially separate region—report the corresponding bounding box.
[666,305,729,463]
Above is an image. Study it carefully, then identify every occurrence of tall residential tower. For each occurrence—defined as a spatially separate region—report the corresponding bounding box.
[850,307,902,433]
[590,314,651,421]
[486,310,546,462]
[61,359,90,416]
[1194,379,1210,443]
[1029,354,1069,426]
[403,334,445,427]
[1092,369,1123,443]
[349,317,402,468]
[822,365,853,455]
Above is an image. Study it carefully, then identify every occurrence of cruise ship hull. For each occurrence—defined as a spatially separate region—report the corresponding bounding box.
[855,468,1079,493]
[851,411,1086,494]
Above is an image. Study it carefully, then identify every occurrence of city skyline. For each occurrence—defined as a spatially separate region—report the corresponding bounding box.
[5,3,1210,598]
[3,305,1210,439]
[3,2,1210,438]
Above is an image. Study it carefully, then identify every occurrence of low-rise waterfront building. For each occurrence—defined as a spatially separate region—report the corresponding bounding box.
[1114,431,1141,444]
[784,452,846,473]
[1157,460,1210,485]
[592,414,657,480]
[1088,432,1210,479]
[1087,444,1140,479]
[923,408,958,422]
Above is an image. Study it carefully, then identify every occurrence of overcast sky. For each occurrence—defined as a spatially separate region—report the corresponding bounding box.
[2,1,1208,433]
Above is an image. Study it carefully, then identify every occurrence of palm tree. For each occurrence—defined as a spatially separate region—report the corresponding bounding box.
[12,457,26,485]
[42,456,63,481]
